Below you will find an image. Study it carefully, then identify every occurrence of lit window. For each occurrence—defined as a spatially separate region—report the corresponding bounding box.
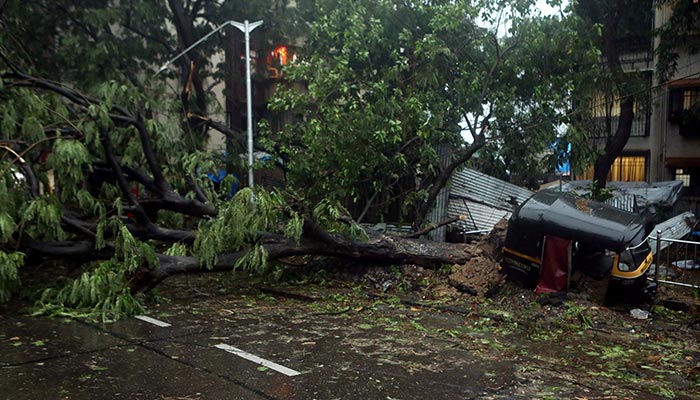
[675,168,691,187]
[682,88,700,110]
[578,155,646,182]
[272,46,288,65]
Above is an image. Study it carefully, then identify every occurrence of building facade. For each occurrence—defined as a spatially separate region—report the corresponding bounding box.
[578,2,700,212]
[651,4,700,200]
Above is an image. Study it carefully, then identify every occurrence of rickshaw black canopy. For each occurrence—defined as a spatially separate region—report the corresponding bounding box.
[509,191,655,253]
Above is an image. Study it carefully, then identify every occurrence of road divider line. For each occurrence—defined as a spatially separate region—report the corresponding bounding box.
[214,343,301,376]
[134,315,171,327]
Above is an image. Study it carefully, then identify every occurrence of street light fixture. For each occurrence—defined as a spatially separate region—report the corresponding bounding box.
[155,19,263,190]
[231,20,263,190]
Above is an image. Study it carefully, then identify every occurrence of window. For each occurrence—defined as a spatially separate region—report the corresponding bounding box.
[591,93,643,118]
[590,83,650,138]
[578,155,647,182]
[267,45,296,79]
[683,88,700,110]
[675,168,691,187]
[669,86,700,121]
[669,86,700,136]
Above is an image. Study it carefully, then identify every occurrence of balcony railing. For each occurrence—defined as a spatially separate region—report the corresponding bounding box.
[590,111,651,138]
[599,37,653,66]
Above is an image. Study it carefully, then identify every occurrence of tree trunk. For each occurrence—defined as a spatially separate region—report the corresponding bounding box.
[592,95,635,198]
[591,11,635,200]
[415,138,485,227]
[130,233,473,293]
[167,0,207,117]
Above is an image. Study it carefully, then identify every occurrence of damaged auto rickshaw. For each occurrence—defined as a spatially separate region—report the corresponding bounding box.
[500,191,655,304]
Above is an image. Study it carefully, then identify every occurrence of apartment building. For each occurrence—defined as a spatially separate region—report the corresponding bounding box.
[578,2,700,211]
[653,4,700,200]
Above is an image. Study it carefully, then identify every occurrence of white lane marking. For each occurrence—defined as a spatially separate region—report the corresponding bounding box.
[134,315,171,327]
[214,343,301,376]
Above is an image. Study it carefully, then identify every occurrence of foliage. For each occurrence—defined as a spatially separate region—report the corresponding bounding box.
[0,251,24,302]
[194,188,363,273]
[569,0,655,195]
[472,10,600,186]
[267,0,598,220]
[33,261,145,322]
[195,188,290,269]
[655,0,700,80]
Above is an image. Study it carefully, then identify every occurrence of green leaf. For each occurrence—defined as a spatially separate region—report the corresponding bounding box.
[21,117,44,141]
[0,213,15,242]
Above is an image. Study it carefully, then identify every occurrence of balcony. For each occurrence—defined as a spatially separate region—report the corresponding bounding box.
[591,112,651,138]
[669,110,700,137]
[669,86,700,137]
[615,37,653,65]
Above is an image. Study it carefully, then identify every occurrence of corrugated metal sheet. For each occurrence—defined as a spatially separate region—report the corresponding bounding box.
[549,180,683,213]
[426,143,453,241]
[361,223,413,235]
[450,168,533,210]
[443,168,533,234]
[605,194,637,212]
[447,199,512,233]
[648,211,698,254]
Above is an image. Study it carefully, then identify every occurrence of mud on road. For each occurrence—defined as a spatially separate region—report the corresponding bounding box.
[1,267,699,400]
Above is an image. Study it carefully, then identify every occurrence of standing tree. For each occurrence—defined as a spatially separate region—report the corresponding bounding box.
[572,0,654,198]
[268,0,597,223]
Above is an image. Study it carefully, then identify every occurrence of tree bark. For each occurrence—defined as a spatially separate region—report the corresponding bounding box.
[592,94,634,196]
[590,5,636,199]
[415,137,485,226]
[130,233,473,293]
[167,0,207,117]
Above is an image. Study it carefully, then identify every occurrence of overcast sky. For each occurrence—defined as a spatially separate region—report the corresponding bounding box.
[536,0,567,17]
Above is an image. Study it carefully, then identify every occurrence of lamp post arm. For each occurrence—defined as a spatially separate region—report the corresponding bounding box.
[154,20,236,76]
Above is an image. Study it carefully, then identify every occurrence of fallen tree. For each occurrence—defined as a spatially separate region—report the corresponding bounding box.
[0,0,597,320]
[0,68,474,318]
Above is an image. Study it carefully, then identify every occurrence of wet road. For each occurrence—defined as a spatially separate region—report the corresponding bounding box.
[0,287,522,400]
[3,277,697,399]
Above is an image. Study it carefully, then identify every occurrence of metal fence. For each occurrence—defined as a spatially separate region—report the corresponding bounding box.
[605,194,637,212]
[651,231,700,290]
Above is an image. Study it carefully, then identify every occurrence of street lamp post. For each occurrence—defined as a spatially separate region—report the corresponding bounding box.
[231,20,263,190]
[155,19,263,190]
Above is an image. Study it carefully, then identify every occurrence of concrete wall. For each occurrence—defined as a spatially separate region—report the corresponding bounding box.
[649,4,700,181]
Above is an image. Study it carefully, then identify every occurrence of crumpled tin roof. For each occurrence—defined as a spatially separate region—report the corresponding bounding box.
[648,211,698,254]
[447,199,512,232]
[547,180,684,212]
[447,168,533,233]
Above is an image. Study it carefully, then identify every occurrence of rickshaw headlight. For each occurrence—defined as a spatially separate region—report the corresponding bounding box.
[617,260,632,272]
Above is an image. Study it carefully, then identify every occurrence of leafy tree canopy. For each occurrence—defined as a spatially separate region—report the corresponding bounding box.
[1,0,598,319]
[655,0,700,80]
[268,0,598,217]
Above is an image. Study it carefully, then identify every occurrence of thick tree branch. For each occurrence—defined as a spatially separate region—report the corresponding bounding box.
[167,0,208,115]
[99,128,152,227]
[21,239,112,258]
[399,215,464,239]
[417,128,487,226]
[131,233,473,293]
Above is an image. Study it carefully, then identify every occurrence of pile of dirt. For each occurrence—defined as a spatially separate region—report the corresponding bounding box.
[356,227,509,300]
[447,245,504,297]
[485,216,508,260]
[444,222,509,298]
